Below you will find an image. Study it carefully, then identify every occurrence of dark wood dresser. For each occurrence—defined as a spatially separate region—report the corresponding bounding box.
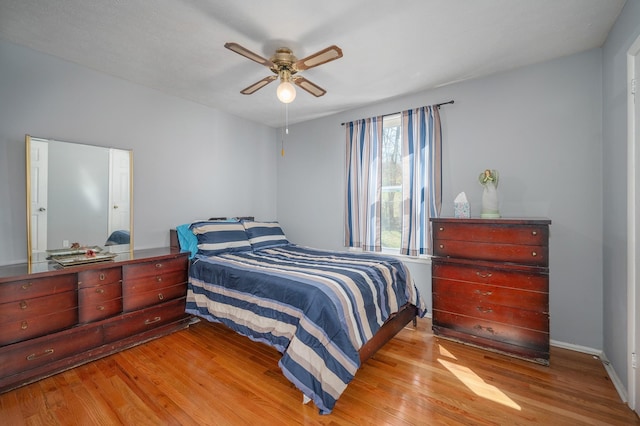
[0,248,192,393]
[430,218,551,365]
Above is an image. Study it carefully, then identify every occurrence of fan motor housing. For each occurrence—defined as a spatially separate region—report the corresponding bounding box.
[271,48,298,74]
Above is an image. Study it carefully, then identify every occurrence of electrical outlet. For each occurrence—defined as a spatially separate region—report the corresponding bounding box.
[63,240,69,248]
[633,353,637,369]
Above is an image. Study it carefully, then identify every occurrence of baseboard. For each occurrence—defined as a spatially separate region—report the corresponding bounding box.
[551,339,628,404]
[599,350,629,404]
[550,339,601,355]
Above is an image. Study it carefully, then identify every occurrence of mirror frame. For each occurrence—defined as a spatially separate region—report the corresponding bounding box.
[25,134,134,263]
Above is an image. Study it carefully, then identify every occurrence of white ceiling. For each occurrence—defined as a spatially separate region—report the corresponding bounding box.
[0,0,626,128]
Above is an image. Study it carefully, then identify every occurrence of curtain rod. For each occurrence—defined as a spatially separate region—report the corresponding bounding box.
[340,100,454,126]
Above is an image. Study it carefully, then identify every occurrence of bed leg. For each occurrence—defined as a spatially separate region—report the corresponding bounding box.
[302,394,311,405]
[413,316,417,327]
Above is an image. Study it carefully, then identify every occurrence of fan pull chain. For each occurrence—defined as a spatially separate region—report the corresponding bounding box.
[281,103,289,157]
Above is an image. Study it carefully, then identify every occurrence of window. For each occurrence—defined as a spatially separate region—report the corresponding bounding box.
[381,114,402,249]
[345,105,442,256]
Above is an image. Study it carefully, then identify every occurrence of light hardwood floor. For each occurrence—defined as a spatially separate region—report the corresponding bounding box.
[1,317,638,425]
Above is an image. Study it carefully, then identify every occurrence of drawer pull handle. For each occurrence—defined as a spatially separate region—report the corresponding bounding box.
[474,325,495,334]
[97,305,105,311]
[474,290,493,296]
[21,321,28,330]
[21,282,33,290]
[158,293,164,301]
[19,300,28,310]
[155,263,163,269]
[156,276,163,283]
[145,316,161,325]
[532,231,538,236]
[439,244,444,249]
[477,306,493,313]
[439,227,444,231]
[99,273,105,281]
[476,271,493,278]
[96,288,105,294]
[26,348,54,361]
[532,251,537,257]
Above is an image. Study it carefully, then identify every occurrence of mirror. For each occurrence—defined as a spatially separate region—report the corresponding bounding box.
[26,135,133,263]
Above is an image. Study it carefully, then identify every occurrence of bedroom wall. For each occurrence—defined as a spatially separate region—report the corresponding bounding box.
[602,0,640,399]
[0,39,278,266]
[277,49,604,352]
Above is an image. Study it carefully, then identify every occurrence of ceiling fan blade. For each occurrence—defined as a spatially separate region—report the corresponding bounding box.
[225,42,274,68]
[240,75,277,95]
[293,76,327,97]
[294,45,343,71]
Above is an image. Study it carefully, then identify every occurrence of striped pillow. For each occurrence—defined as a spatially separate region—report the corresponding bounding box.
[242,221,290,250]
[190,221,252,256]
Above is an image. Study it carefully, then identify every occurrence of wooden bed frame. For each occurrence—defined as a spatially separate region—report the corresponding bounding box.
[169,226,419,364]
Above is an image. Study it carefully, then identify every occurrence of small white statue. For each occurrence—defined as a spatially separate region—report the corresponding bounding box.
[479,169,500,218]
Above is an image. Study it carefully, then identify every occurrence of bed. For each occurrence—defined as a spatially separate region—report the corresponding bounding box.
[172,218,426,414]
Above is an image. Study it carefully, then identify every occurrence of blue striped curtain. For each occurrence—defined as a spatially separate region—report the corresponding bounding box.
[344,117,383,251]
[401,106,442,255]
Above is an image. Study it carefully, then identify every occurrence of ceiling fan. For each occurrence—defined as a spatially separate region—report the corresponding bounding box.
[224,42,343,103]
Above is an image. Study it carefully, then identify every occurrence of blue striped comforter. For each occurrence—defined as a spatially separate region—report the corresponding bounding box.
[186,245,426,414]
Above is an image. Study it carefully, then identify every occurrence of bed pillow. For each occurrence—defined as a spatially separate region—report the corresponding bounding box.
[190,220,252,256]
[176,223,200,259]
[242,221,290,250]
[176,218,238,258]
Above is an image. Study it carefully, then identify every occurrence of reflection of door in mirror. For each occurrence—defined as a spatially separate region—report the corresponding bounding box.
[108,149,131,235]
[30,139,48,252]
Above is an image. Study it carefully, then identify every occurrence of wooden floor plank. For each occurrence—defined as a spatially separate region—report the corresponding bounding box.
[0,317,638,425]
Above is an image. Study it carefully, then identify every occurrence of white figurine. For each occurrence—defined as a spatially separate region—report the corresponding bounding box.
[479,169,500,218]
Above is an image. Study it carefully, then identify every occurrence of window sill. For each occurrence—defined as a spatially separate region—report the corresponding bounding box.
[347,247,432,264]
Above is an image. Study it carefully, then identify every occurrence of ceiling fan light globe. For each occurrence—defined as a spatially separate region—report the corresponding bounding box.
[277,81,296,103]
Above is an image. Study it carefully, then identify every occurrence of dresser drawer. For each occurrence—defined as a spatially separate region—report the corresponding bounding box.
[123,256,188,280]
[79,298,123,324]
[124,270,187,294]
[0,300,78,346]
[432,220,549,266]
[0,274,77,304]
[432,261,548,292]
[123,282,187,312]
[123,267,187,312]
[432,310,549,352]
[0,325,103,376]
[433,239,547,266]
[77,267,122,288]
[0,291,78,326]
[433,293,549,331]
[104,297,187,343]
[432,222,548,245]
[433,277,548,312]
[78,281,123,323]
[79,281,122,304]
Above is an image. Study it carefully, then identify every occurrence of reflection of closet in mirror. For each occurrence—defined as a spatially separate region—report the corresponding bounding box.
[26,135,133,262]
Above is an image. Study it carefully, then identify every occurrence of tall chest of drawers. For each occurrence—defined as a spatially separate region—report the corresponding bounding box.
[0,248,192,393]
[430,218,551,365]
